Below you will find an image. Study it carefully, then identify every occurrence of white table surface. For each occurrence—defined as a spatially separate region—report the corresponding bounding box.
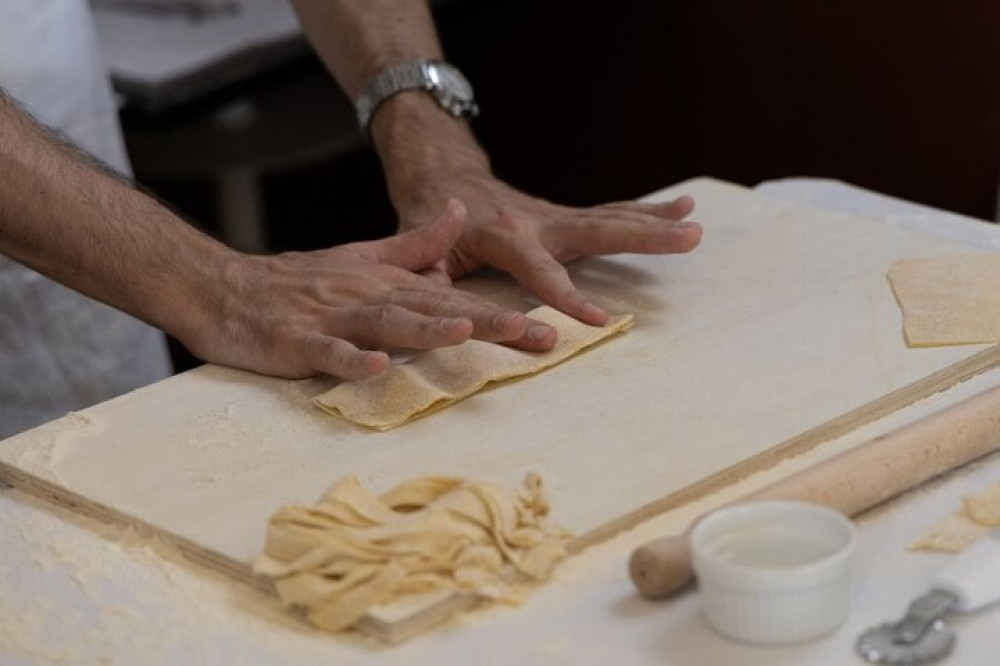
[4,178,1000,665]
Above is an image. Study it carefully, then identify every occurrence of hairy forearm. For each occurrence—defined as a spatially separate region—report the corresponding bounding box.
[0,92,233,345]
[291,0,443,99]
[291,0,491,207]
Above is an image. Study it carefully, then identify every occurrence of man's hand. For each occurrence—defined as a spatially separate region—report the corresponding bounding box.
[181,200,557,381]
[0,90,553,383]
[394,168,702,327]
[292,0,702,327]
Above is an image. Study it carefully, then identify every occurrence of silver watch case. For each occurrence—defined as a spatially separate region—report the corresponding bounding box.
[355,60,479,136]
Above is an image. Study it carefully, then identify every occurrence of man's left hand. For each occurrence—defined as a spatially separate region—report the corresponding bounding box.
[396,168,702,326]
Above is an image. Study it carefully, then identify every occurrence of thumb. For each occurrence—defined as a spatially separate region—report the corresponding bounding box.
[419,259,453,285]
[370,199,466,272]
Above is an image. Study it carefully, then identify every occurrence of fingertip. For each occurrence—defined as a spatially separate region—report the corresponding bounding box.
[490,310,531,340]
[438,316,474,344]
[579,302,610,326]
[421,199,466,247]
[391,204,464,270]
[527,323,557,349]
[334,350,391,381]
[307,335,392,381]
[554,294,608,326]
[354,350,391,379]
[671,195,695,217]
[506,322,557,352]
[428,198,466,236]
[445,197,467,220]
[671,220,704,252]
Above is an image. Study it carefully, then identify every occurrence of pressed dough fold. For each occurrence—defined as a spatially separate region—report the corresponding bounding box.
[314,306,634,430]
[888,254,1000,347]
[253,472,570,633]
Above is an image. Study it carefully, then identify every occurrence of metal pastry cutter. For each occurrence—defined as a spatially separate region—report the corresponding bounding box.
[857,529,1000,665]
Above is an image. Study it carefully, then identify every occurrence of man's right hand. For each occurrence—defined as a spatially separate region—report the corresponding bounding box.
[182,200,557,380]
[0,94,552,383]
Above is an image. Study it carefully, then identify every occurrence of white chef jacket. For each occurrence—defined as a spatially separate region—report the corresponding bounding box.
[0,0,172,438]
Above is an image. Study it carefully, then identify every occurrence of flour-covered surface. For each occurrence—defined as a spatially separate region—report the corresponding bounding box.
[5,369,1000,664]
[0,487,347,665]
[3,177,997,579]
[9,180,1000,663]
[5,399,1000,665]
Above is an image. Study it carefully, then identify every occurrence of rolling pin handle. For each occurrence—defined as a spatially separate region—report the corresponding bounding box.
[628,534,694,599]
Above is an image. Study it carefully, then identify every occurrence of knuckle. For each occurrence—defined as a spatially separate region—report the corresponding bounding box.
[303,335,339,372]
[371,305,390,329]
[637,234,661,253]
[341,348,367,371]
[537,261,569,281]
[269,318,306,350]
[373,303,403,328]
[493,211,529,236]
[362,284,395,305]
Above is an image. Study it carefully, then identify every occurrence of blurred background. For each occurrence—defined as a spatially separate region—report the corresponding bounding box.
[94,0,1000,371]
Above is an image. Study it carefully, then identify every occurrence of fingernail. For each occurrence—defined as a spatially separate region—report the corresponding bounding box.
[528,324,554,343]
[439,317,472,335]
[359,351,390,378]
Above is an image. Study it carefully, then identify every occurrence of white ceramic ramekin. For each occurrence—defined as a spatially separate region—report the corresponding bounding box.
[690,500,857,644]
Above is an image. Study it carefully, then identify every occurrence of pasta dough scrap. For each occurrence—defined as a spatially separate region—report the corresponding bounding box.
[964,480,1000,525]
[315,305,634,430]
[254,472,571,633]
[910,480,1000,553]
[888,254,1000,347]
[909,512,987,553]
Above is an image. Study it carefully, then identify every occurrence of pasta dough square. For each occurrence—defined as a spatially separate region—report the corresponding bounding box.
[888,254,1000,347]
[315,306,633,430]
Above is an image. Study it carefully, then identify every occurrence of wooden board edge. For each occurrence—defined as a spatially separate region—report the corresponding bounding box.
[357,593,480,644]
[570,343,1000,551]
[0,457,482,644]
[348,345,1000,641]
[5,344,1000,643]
[0,460,272,595]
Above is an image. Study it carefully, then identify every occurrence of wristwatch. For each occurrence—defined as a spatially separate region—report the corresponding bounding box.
[354,60,480,137]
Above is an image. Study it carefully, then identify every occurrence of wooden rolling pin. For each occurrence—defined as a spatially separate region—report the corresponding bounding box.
[630,383,1000,599]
